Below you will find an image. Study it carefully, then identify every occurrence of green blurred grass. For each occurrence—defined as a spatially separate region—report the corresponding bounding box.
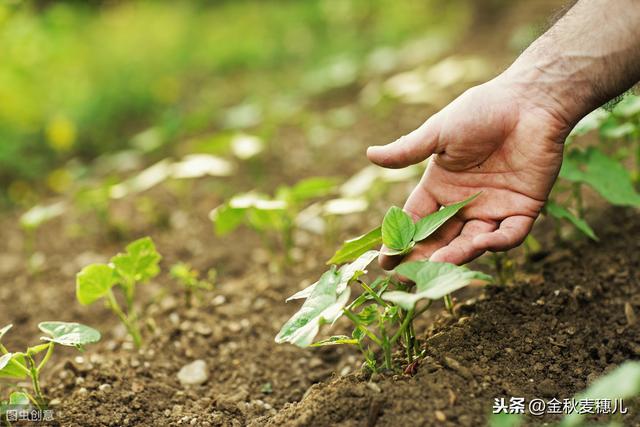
[0,0,472,204]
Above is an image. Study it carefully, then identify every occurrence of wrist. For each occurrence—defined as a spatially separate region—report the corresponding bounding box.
[497,55,596,129]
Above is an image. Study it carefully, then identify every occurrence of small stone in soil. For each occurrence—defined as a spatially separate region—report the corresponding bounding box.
[435,410,446,422]
[178,360,209,386]
[98,383,112,392]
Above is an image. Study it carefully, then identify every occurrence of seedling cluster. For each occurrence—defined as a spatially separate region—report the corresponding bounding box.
[76,237,162,348]
[0,322,100,416]
[170,262,215,308]
[276,194,491,371]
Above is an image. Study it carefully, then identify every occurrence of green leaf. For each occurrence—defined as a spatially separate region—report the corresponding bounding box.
[560,148,640,207]
[384,261,492,310]
[0,353,27,379]
[288,250,378,302]
[310,335,358,347]
[599,117,636,139]
[76,264,117,305]
[613,94,640,118]
[210,204,246,235]
[247,207,286,231]
[0,324,12,342]
[284,177,338,202]
[546,201,598,241]
[327,226,382,265]
[413,193,480,242]
[561,361,640,427]
[9,392,30,406]
[381,206,415,251]
[112,237,162,285]
[276,267,349,347]
[394,261,426,282]
[39,322,101,347]
[355,305,379,326]
[489,413,522,427]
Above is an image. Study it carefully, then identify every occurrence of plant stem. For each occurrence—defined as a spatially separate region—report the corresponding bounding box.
[391,308,414,344]
[572,183,584,218]
[444,295,454,315]
[357,280,389,307]
[343,310,383,347]
[25,353,45,409]
[107,290,142,348]
[36,343,54,374]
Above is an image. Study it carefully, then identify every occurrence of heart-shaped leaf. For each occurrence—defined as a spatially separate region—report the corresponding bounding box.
[327,226,382,265]
[39,322,101,348]
[276,267,350,347]
[210,204,246,236]
[384,261,492,310]
[413,193,480,242]
[0,353,27,379]
[546,201,598,241]
[76,264,117,305]
[9,392,30,406]
[381,206,415,251]
[288,250,378,301]
[112,237,162,285]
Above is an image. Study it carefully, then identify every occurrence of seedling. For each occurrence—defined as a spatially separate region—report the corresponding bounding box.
[170,262,215,308]
[276,194,492,371]
[76,237,161,348]
[210,177,338,262]
[0,322,100,414]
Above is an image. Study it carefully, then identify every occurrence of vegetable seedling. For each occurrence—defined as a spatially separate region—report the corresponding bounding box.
[76,237,161,348]
[276,194,492,371]
[210,177,338,263]
[170,262,215,308]
[0,322,100,411]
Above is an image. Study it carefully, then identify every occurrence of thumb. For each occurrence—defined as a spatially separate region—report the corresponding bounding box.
[367,113,442,169]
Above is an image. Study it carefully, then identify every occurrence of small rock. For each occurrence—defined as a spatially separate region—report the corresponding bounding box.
[194,323,212,336]
[78,387,88,395]
[435,410,446,422]
[164,409,171,417]
[625,303,636,326]
[309,357,323,369]
[537,379,558,397]
[178,360,209,386]
[212,295,226,306]
[131,381,145,393]
[366,382,381,393]
[190,418,198,425]
[75,377,85,385]
[98,383,112,392]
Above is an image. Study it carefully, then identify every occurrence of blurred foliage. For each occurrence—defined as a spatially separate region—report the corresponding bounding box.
[0,0,471,206]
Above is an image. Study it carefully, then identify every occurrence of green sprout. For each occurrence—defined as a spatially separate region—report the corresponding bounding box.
[0,322,100,413]
[276,194,492,372]
[170,262,215,308]
[210,177,338,263]
[75,237,161,348]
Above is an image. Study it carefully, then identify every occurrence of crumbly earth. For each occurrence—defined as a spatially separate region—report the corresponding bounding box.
[5,2,635,426]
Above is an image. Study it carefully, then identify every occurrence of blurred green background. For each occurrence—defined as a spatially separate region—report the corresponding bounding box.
[0,0,546,207]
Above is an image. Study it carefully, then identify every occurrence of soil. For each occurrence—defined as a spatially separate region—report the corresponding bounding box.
[4,1,638,427]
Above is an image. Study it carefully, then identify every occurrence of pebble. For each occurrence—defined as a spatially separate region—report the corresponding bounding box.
[212,295,226,306]
[98,383,112,392]
[194,323,213,336]
[309,357,323,369]
[190,418,198,425]
[366,382,381,393]
[435,410,446,422]
[178,360,209,386]
[78,387,88,395]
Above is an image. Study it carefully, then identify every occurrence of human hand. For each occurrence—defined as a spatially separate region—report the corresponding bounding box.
[367,76,572,269]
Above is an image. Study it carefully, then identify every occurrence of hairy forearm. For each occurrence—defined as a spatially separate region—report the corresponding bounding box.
[502,0,640,125]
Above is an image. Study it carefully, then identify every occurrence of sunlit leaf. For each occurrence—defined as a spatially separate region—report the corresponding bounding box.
[560,148,640,207]
[323,197,368,215]
[0,353,27,379]
[327,226,382,265]
[613,94,640,118]
[171,154,234,179]
[561,361,640,427]
[210,204,246,235]
[111,237,162,285]
[413,193,479,242]
[0,324,12,342]
[276,267,350,347]
[310,335,358,347]
[599,117,636,139]
[231,133,264,159]
[546,201,598,241]
[287,250,378,301]
[39,322,101,347]
[76,264,117,305]
[384,261,492,310]
[9,392,30,406]
[20,202,66,230]
[284,177,338,203]
[381,206,415,251]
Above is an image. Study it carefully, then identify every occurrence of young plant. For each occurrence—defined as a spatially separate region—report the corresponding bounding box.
[0,322,100,412]
[210,177,338,262]
[75,237,161,348]
[170,262,215,308]
[276,194,492,371]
